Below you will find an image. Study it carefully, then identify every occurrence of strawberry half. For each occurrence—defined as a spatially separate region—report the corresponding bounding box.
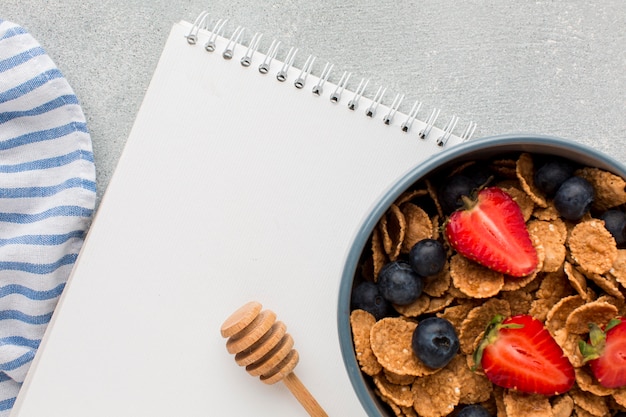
[444,186,538,277]
[579,317,626,388]
[473,314,575,396]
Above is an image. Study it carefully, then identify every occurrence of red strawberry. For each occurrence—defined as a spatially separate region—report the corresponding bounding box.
[444,186,538,277]
[473,314,575,396]
[579,317,626,388]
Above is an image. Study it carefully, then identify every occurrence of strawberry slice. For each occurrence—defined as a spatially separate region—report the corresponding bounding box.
[473,314,575,396]
[444,186,538,277]
[579,317,626,388]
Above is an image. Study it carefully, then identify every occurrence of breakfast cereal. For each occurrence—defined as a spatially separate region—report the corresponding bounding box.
[568,219,618,274]
[450,255,504,299]
[379,204,406,261]
[350,309,383,376]
[411,368,460,417]
[503,390,552,417]
[349,151,626,417]
[401,203,433,253]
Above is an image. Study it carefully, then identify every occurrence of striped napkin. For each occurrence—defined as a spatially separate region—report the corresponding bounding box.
[0,19,96,414]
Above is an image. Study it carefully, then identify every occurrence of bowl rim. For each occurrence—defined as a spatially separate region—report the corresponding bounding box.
[336,133,626,417]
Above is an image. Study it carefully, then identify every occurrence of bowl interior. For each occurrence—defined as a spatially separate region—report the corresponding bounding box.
[337,133,626,417]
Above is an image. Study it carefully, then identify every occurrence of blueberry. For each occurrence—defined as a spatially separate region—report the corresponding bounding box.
[463,164,493,188]
[600,209,626,245]
[553,176,594,221]
[351,281,391,320]
[456,404,492,417]
[438,175,475,214]
[377,261,423,306]
[533,158,575,197]
[411,317,459,369]
[409,239,446,277]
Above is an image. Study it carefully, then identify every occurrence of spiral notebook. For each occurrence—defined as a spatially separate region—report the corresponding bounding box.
[11,13,475,417]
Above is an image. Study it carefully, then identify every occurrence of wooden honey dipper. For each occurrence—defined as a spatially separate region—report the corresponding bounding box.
[220,301,328,417]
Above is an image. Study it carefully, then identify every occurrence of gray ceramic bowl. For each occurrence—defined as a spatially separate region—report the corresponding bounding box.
[337,133,626,417]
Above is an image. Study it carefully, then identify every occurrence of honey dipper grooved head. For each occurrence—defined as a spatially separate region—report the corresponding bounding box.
[221,301,299,384]
[220,301,262,338]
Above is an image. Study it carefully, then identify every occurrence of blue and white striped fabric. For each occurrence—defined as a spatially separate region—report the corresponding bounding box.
[0,19,96,414]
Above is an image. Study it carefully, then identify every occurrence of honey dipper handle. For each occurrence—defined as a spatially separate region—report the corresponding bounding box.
[282,372,329,417]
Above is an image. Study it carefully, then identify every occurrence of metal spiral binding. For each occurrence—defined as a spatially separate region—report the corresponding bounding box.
[401,100,423,132]
[437,115,459,146]
[312,63,333,96]
[277,47,298,82]
[347,78,369,110]
[365,87,387,118]
[460,121,477,141]
[419,108,441,139]
[186,12,478,144]
[294,55,316,89]
[259,40,281,74]
[186,11,210,45]
[330,71,351,103]
[383,94,405,125]
[223,26,244,60]
[205,19,228,52]
[240,33,262,67]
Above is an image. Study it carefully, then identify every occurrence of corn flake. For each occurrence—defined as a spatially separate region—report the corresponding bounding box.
[552,394,575,417]
[379,204,406,261]
[376,387,404,417]
[568,219,618,275]
[411,368,460,417]
[503,390,552,417]
[575,368,615,397]
[564,261,593,301]
[447,355,493,405]
[491,159,518,179]
[394,189,429,206]
[586,271,624,301]
[554,328,585,368]
[498,289,534,317]
[545,295,586,336]
[371,227,387,281]
[401,405,419,417]
[374,373,414,408]
[425,178,444,219]
[565,300,619,335]
[384,368,416,386]
[516,153,548,208]
[571,387,610,417]
[423,262,451,297]
[436,302,480,331]
[533,201,560,221]
[530,268,574,321]
[401,203,433,254]
[393,294,430,318]
[450,254,504,299]
[528,219,567,273]
[350,309,383,376]
[610,249,626,288]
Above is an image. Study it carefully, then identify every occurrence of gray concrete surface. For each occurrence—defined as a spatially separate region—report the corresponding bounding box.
[4,1,626,207]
